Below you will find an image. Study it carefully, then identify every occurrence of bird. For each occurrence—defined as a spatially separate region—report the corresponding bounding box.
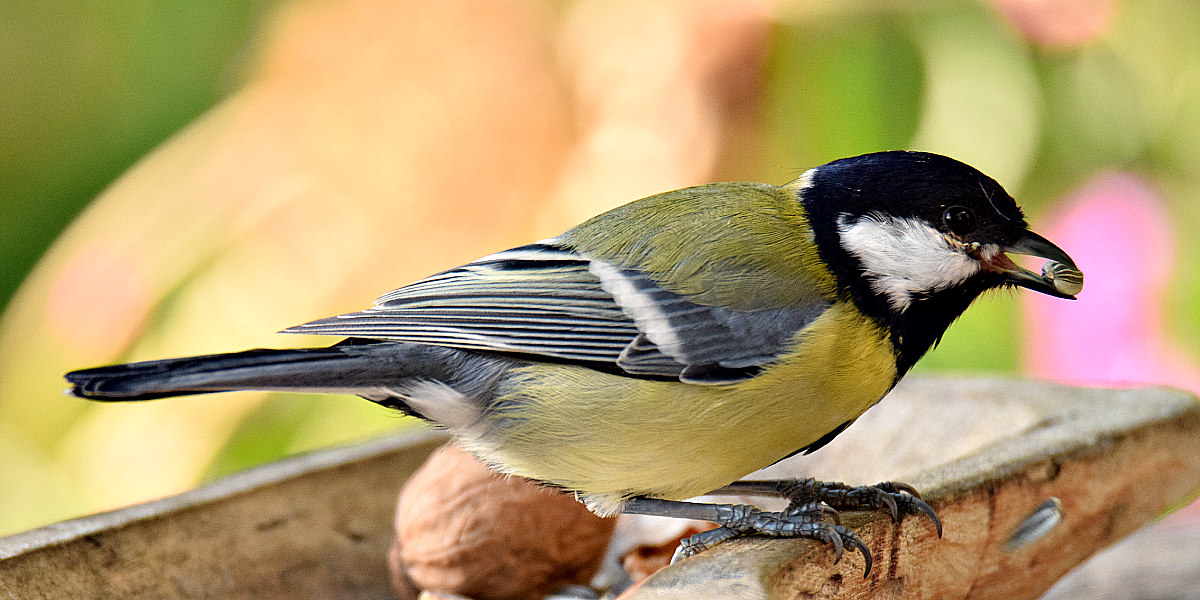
[66,150,1082,574]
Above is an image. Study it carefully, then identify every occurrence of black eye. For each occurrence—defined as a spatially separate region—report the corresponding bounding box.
[943,206,976,236]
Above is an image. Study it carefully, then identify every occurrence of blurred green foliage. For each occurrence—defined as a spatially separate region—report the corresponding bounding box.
[0,1,264,312]
[766,19,923,168]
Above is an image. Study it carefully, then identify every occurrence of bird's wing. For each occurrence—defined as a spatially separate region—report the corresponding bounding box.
[283,242,831,384]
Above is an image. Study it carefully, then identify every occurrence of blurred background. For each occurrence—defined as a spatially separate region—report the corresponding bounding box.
[2,0,1199,541]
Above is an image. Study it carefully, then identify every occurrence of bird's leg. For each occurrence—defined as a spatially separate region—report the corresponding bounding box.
[710,478,943,537]
[619,496,871,575]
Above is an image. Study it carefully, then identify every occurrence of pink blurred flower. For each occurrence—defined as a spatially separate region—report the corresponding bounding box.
[1023,172,1200,392]
[989,0,1118,48]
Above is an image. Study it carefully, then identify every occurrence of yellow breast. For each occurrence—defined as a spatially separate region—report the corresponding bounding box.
[460,302,897,515]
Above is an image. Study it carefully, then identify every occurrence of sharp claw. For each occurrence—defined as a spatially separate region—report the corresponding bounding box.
[825,505,842,525]
[848,536,873,578]
[916,500,944,538]
[829,527,845,564]
[877,482,941,536]
[888,481,921,498]
[879,492,899,522]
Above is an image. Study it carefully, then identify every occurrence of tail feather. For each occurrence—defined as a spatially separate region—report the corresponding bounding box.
[67,344,420,402]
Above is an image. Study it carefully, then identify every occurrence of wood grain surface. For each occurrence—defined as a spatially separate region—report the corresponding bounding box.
[2,378,1198,600]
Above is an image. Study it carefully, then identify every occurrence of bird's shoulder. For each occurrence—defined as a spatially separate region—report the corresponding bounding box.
[559,180,840,310]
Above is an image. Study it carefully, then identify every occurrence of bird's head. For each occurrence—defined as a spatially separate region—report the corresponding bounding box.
[798,151,1082,370]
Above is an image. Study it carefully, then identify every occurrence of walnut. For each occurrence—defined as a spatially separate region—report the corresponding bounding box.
[390,445,616,600]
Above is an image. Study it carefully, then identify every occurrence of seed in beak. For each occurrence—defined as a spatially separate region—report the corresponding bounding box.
[1041,261,1084,296]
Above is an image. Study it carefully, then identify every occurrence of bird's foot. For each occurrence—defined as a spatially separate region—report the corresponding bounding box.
[773,479,943,537]
[671,502,871,576]
[718,478,942,538]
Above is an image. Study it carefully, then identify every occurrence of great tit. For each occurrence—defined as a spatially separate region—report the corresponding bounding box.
[66,151,1081,573]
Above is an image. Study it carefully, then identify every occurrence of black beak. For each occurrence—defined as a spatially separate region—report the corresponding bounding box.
[987,231,1082,299]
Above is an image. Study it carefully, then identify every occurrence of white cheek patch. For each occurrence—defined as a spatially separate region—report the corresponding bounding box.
[838,213,981,311]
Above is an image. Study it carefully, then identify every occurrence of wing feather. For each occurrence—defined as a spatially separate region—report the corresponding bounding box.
[284,242,832,382]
